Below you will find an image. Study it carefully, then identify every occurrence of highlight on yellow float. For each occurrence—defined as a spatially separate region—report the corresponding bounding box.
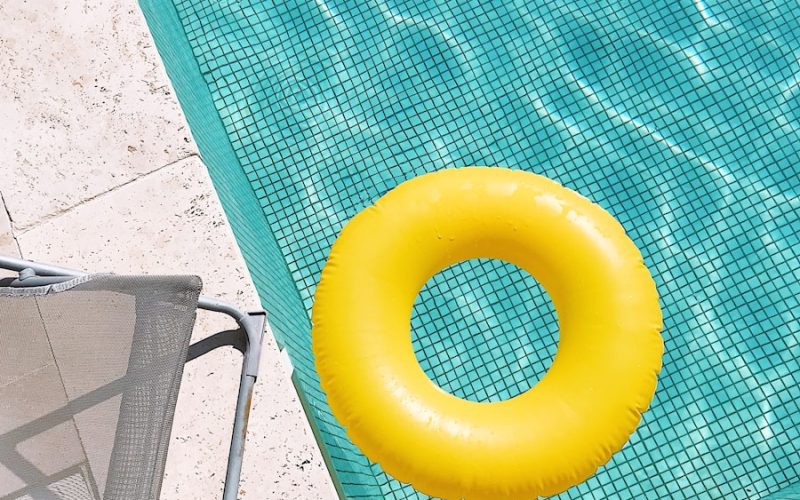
[312,167,663,499]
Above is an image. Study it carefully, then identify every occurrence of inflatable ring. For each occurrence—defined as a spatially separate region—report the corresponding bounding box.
[312,167,663,499]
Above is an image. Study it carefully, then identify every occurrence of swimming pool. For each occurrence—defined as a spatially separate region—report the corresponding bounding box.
[140,0,800,497]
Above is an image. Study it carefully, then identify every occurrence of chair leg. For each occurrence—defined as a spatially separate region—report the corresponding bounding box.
[222,312,265,500]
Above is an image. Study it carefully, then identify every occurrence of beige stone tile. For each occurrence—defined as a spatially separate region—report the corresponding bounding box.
[38,291,135,399]
[73,395,122,495]
[16,421,87,479]
[0,296,54,388]
[0,463,25,497]
[0,362,63,432]
[0,289,93,496]
[0,362,87,482]
[0,0,197,230]
[1,0,337,495]
[16,157,336,499]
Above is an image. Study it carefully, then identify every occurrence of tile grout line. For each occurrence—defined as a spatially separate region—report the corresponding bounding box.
[14,153,201,236]
[0,190,25,258]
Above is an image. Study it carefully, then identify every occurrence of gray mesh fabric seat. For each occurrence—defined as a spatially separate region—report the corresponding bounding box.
[0,275,201,499]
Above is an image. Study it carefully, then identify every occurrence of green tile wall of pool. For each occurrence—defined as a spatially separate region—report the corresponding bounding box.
[140,0,800,497]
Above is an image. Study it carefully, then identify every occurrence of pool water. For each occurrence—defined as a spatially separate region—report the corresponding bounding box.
[140,0,800,497]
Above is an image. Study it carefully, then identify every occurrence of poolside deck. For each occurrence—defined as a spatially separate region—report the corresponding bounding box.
[0,0,335,498]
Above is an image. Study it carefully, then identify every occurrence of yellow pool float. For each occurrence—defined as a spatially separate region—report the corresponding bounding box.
[312,167,663,499]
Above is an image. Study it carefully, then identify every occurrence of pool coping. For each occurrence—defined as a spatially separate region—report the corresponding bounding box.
[137,0,346,496]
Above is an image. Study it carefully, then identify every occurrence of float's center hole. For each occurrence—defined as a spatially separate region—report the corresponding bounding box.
[411,259,559,403]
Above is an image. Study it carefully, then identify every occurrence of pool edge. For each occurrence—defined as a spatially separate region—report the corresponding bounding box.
[136,0,349,496]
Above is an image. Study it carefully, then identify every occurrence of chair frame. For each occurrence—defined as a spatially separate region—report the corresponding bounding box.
[0,255,264,500]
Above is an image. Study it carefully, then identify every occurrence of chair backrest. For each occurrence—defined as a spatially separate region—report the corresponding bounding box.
[0,275,202,500]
